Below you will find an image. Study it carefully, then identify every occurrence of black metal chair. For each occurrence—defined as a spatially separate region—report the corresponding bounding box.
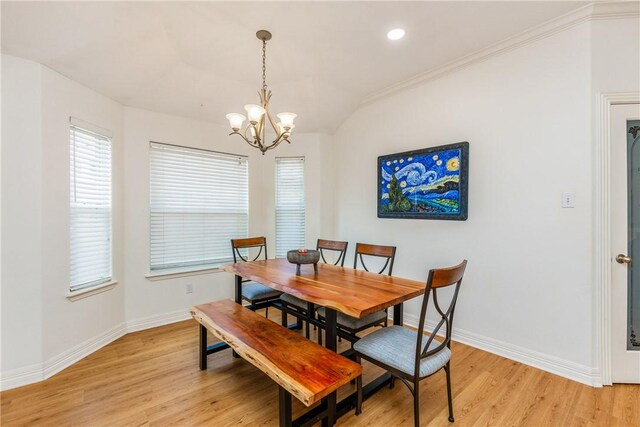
[280,239,349,337]
[231,237,282,317]
[316,242,396,344]
[353,260,468,426]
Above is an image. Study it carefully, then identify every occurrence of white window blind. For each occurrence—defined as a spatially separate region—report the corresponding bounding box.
[149,142,248,271]
[70,124,112,292]
[276,157,305,258]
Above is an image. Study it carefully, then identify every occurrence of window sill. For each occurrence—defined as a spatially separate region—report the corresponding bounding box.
[145,266,224,281]
[66,280,118,301]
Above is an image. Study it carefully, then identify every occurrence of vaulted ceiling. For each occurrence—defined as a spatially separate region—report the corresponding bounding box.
[1,1,588,133]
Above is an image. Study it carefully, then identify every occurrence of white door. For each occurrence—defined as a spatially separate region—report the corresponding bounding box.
[611,103,640,383]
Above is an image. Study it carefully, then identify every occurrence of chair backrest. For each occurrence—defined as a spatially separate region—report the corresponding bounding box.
[414,260,468,378]
[353,243,397,275]
[231,237,268,263]
[316,239,349,266]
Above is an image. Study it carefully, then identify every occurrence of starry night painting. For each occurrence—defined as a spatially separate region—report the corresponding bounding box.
[378,142,469,220]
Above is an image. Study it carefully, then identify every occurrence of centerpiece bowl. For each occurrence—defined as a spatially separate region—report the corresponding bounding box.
[287,249,320,275]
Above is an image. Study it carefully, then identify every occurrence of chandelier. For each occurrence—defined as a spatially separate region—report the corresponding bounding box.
[226,30,296,154]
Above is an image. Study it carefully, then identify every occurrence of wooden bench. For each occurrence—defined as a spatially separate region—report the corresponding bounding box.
[190,299,362,427]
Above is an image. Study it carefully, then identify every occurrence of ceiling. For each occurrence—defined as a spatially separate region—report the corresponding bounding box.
[1,1,588,133]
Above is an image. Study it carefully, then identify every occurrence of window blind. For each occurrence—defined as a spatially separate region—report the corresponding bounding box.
[149,142,248,271]
[70,125,112,292]
[275,157,305,258]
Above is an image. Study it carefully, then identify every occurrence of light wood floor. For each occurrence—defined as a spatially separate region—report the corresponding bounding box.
[1,310,638,426]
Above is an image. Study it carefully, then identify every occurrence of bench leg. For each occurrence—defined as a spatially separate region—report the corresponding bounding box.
[199,324,207,370]
[278,386,292,427]
[321,391,337,427]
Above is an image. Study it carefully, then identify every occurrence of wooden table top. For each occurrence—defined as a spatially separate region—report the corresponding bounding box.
[220,258,426,319]
[191,300,362,406]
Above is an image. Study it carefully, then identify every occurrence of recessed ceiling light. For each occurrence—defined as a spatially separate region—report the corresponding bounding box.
[387,28,405,41]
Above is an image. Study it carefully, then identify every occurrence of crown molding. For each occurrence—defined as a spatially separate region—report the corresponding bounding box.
[362,2,640,105]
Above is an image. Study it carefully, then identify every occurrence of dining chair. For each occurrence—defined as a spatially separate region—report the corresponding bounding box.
[231,237,282,317]
[280,239,349,337]
[353,260,468,426]
[317,242,396,344]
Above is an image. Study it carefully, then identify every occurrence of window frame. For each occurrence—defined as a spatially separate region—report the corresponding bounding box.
[275,156,306,258]
[148,141,249,275]
[69,120,113,293]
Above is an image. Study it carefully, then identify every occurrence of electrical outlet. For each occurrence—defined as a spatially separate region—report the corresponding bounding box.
[561,192,575,208]
[186,283,193,294]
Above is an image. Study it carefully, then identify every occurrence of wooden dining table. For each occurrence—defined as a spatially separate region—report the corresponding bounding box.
[219,258,426,424]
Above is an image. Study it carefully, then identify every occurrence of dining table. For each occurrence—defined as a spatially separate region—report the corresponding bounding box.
[220,258,427,425]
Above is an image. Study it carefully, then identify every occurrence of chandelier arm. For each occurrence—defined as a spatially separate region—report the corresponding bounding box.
[265,106,281,137]
[243,124,262,147]
[260,89,280,136]
[266,136,289,151]
[232,131,261,149]
[263,132,289,151]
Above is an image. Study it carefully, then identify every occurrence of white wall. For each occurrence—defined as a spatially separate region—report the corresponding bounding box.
[1,56,44,375]
[590,18,640,94]
[1,55,126,387]
[122,107,331,326]
[40,66,125,363]
[332,23,596,379]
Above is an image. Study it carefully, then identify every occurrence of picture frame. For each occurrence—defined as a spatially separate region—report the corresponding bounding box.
[377,142,469,220]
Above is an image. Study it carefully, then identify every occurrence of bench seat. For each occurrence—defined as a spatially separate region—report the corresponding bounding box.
[190,299,362,407]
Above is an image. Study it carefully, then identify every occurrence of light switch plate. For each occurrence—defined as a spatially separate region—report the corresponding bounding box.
[561,192,575,208]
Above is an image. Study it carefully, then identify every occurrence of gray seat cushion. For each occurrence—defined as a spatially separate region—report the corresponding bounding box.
[317,307,387,331]
[241,282,282,302]
[280,293,309,310]
[353,325,451,378]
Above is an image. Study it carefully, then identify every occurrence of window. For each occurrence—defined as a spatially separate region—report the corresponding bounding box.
[149,143,248,272]
[275,157,305,258]
[70,123,112,292]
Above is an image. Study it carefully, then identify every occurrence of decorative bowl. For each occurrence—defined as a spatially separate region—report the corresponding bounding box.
[287,249,320,275]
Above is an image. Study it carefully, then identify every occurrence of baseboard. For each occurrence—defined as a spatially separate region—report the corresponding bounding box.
[401,313,601,387]
[1,309,192,391]
[1,322,127,391]
[0,362,44,391]
[43,322,127,380]
[126,309,191,333]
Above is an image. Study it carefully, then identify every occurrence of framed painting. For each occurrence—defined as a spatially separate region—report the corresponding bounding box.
[377,142,469,220]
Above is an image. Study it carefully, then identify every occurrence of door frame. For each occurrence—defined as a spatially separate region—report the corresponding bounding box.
[595,92,640,386]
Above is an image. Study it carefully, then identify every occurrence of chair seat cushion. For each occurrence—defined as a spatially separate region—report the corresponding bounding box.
[242,283,282,302]
[317,307,387,331]
[280,293,309,310]
[353,325,451,378]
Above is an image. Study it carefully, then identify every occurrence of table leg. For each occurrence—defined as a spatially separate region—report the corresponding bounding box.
[324,308,338,352]
[235,275,242,304]
[233,275,242,358]
[199,324,207,370]
[393,303,403,326]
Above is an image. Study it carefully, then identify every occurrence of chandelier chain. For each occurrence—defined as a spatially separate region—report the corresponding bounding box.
[262,39,267,90]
